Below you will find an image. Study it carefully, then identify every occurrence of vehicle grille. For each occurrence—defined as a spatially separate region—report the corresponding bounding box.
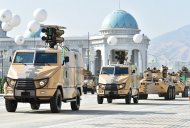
[105,84,117,90]
[15,80,35,90]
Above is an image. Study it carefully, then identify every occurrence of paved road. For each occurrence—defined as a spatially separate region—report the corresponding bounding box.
[0,94,189,128]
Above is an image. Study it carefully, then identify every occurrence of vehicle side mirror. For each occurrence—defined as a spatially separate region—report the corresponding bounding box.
[65,56,69,63]
[132,70,135,74]
[9,56,12,62]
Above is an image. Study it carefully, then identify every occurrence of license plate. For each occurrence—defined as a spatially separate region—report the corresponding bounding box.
[105,91,117,95]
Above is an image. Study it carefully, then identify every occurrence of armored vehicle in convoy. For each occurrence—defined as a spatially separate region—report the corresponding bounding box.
[169,71,188,97]
[139,66,175,100]
[83,75,96,94]
[96,64,139,104]
[3,25,84,113]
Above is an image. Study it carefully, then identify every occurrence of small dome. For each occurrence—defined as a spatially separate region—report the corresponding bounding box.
[101,10,138,29]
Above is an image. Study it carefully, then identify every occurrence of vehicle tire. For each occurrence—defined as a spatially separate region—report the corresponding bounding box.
[30,103,40,110]
[169,87,173,100]
[71,91,80,111]
[107,98,112,103]
[133,93,139,104]
[172,87,176,100]
[139,94,148,99]
[91,89,95,94]
[5,99,17,112]
[182,87,188,97]
[97,95,103,104]
[50,89,62,113]
[83,87,87,94]
[125,90,131,104]
[165,87,171,100]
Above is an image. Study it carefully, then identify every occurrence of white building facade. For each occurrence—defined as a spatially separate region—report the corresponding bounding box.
[0,9,149,77]
[64,10,150,75]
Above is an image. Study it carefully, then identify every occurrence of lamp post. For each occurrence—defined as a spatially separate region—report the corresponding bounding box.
[148,53,158,68]
[0,50,4,78]
[133,34,143,74]
[87,32,90,71]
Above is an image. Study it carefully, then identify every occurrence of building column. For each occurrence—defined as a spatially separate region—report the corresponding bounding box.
[140,50,147,72]
[134,50,139,66]
[127,49,132,63]
[90,50,96,75]
[101,46,109,66]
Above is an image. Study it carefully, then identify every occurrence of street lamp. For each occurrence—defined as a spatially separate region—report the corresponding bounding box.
[87,32,90,71]
[133,34,143,74]
[0,50,4,78]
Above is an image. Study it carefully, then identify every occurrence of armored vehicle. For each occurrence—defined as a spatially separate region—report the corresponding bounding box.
[4,47,84,113]
[169,71,188,97]
[139,66,175,100]
[96,64,139,104]
[83,74,96,94]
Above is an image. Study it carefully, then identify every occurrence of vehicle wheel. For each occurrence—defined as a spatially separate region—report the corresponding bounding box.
[133,93,139,104]
[91,89,95,94]
[50,89,62,113]
[97,95,103,104]
[71,91,80,111]
[172,87,176,100]
[169,87,173,100]
[125,90,131,104]
[182,87,188,97]
[5,99,17,112]
[139,94,148,99]
[107,98,112,103]
[133,97,138,104]
[83,87,87,94]
[30,103,40,110]
[165,86,171,100]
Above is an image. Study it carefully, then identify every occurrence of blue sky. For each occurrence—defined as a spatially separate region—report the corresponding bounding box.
[1,0,190,39]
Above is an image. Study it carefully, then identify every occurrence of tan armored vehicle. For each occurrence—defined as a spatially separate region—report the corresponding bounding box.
[83,74,96,94]
[4,48,84,113]
[96,64,139,104]
[139,66,175,100]
[169,72,188,97]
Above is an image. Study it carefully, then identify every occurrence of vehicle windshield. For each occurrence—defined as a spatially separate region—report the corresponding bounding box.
[35,53,57,64]
[13,52,57,64]
[14,52,34,63]
[101,67,114,74]
[115,67,128,75]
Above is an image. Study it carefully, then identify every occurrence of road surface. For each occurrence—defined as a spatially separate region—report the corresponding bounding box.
[0,94,189,128]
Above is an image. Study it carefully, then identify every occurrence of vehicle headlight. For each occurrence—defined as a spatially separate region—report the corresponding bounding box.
[36,78,49,88]
[117,83,125,89]
[99,84,105,89]
[6,77,16,87]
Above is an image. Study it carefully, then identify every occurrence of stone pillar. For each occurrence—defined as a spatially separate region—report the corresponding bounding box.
[127,49,132,63]
[140,50,147,72]
[134,50,139,66]
[101,46,108,66]
[90,50,96,75]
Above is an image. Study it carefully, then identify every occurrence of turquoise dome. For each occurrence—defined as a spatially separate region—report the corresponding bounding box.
[25,28,41,38]
[101,10,138,29]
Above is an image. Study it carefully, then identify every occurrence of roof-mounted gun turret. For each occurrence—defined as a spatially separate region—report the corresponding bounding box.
[41,25,66,48]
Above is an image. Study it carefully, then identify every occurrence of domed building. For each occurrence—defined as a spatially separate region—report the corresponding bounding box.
[88,9,150,74]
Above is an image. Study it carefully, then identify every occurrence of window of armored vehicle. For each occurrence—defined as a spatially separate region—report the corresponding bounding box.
[14,52,34,63]
[115,67,128,75]
[35,53,57,64]
[101,67,114,74]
